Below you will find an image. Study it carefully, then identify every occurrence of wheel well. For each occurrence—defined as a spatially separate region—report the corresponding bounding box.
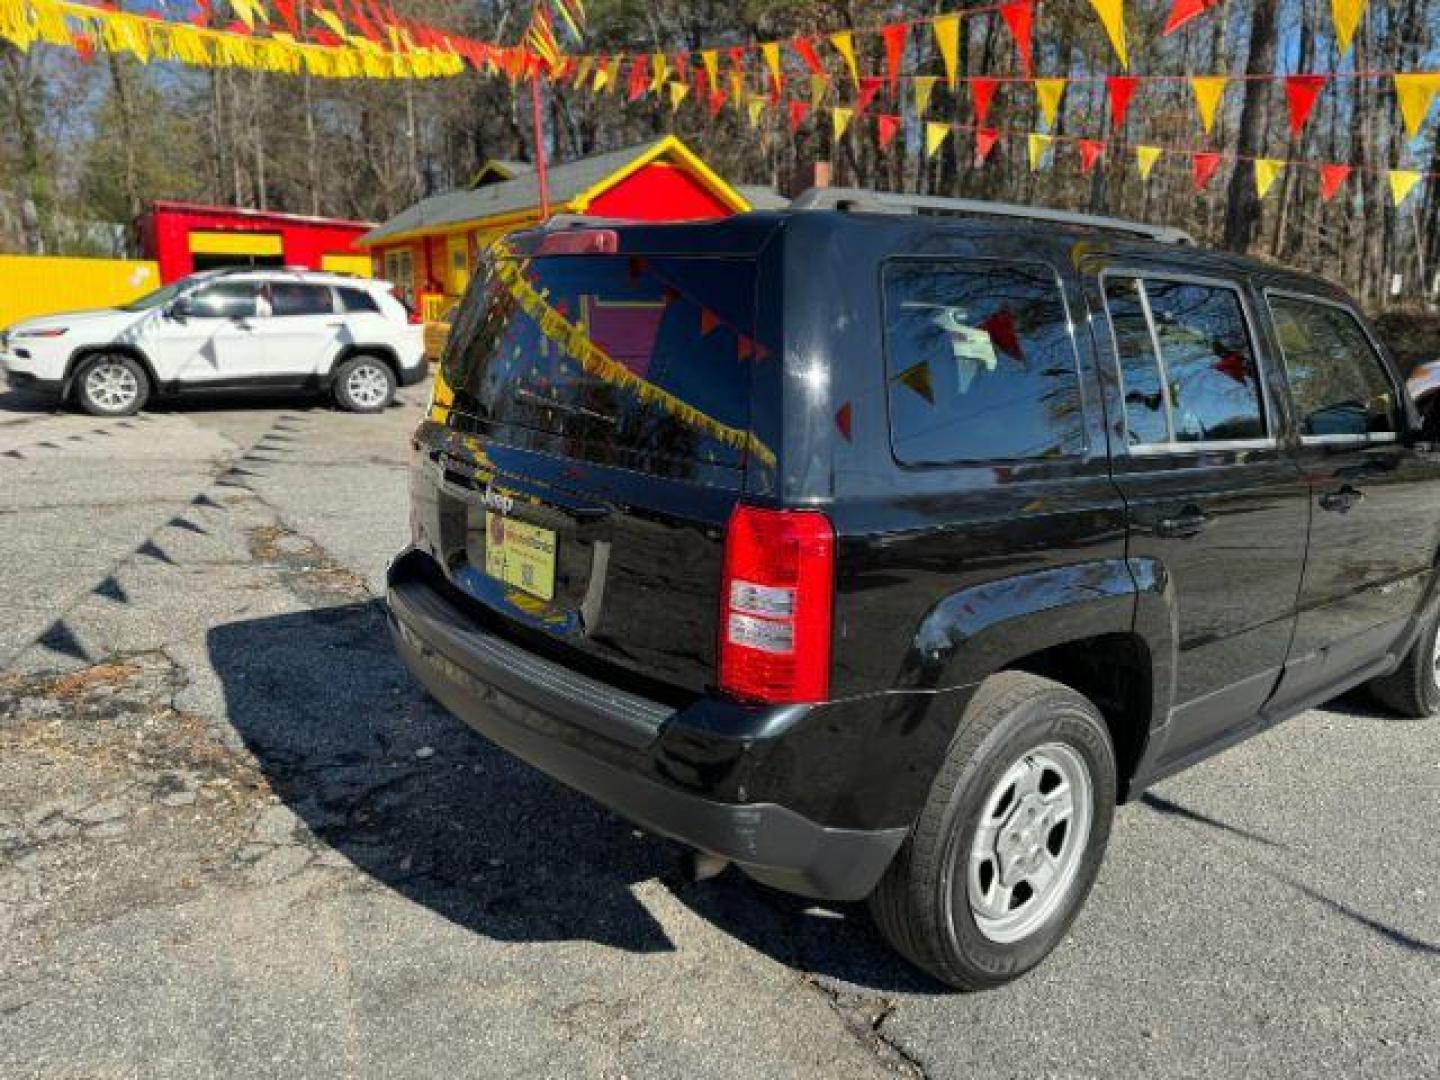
[66,346,157,394]
[1004,633,1152,799]
[336,345,399,379]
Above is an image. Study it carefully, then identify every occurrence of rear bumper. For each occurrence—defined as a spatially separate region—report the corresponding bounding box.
[386,549,905,902]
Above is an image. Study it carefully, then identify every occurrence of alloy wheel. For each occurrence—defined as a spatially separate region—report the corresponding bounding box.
[963,742,1094,945]
[84,362,140,412]
[346,363,390,409]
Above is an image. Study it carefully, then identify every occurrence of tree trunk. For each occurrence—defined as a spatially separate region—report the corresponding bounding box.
[1222,0,1280,252]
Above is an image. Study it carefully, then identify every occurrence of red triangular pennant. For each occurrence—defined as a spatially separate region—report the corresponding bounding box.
[1107,76,1139,130]
[699,308,722,337]
[856,76,884,117]
[1285,75,1327,138]
[273,0,299,35]
[1000,1,1034,76]
[1320,164,1353,202]
[792,37,825,75]
[1078,139,1106,173]
[737,336,755,361]
[976,127,1001,164]
[1164,0,1221,35]
[627,55,650,102]
[881,23,908,95]
[707,89,728,117]
[971,77,999,127]
[788,99,811,134]
[877,114,902,150]
[834,402,853,442]
[980,310,1024,363]
[1192,151,1222,191]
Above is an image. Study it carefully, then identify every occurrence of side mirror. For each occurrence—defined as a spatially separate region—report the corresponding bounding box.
[165,300,190,322]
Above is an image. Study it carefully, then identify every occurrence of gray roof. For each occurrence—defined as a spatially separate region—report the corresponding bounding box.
[363,139,673,246]
[735,184,789,210]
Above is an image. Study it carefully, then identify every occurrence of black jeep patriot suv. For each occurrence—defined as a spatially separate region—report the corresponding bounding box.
[388,190,1440,989]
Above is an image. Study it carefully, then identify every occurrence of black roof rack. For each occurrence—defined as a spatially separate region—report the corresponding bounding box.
[789,187,1195,245]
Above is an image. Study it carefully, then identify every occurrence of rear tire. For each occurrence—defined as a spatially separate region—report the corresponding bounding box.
[868,671,1116,990]
[75,353,149,417]
[333,355,396,413]
[1367,602,1440,718]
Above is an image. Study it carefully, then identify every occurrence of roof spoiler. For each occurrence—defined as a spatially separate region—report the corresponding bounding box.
[789,187,1195,245]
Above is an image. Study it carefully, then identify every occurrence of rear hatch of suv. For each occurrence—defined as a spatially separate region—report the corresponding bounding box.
[415,221,781,698]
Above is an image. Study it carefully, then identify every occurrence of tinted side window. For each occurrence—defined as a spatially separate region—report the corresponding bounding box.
[187,282,258,319]
[1103,276,1266,445]
[268,283,334,317]
[883,261,1084,464]
[1104,277,1168,445]
[1268,296,1397,438]
[338,287,380,314]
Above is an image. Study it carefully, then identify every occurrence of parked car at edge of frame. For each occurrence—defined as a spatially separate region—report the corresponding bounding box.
[386,190,1440,990]
[0,267,426,416]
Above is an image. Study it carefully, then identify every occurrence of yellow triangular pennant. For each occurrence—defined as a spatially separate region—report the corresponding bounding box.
[1255,158,1284,198]
[700,49,719,89]
[809,73,831,111]
[1035,78,1067,128]
[1332,0,1369,57]
[832,105,853,141]
[1028,132,1054,171]
[933,15,960,89]
[895,361,934,404]
[1395,74,1440,138]
[1190,76,1227,135]
[1087,0,1129,69]
[668,80,689,112]
[761,41,782,88]
[747,96,766,129]
[1136,145,1162,180]
[650,53,669,93]
[913,75,939,118]
[1390,169,1423,206]
[829,30,859,88]
[926,121,951,158]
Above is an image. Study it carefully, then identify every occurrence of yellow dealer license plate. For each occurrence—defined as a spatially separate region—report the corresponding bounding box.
[484,512,556,601]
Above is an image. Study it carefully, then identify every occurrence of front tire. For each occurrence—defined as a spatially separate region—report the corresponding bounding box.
[868,671,1117,990]
[333,355,396,413]
[1367,602,1440,718]
[75,354,149,416]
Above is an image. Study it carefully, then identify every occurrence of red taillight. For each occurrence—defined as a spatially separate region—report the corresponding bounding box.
[718,505,835,704]
[537,229,619,255]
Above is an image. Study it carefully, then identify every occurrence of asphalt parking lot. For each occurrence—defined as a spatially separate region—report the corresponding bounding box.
[1,380,1437,1079]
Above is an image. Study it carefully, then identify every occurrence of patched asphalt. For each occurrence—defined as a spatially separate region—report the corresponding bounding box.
[1,383,1436,1079]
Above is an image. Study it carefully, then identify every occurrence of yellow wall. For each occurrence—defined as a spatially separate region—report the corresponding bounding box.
[320,254,374,277]
[0,256,161,329]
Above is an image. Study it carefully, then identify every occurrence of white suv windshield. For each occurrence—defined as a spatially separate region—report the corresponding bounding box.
[118,281,188,312]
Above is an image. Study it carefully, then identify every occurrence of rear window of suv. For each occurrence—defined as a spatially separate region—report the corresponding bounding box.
[440,251,762,475]
[883,259,1085,464]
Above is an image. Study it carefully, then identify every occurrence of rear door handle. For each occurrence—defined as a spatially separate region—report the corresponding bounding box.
[1319,485,1364,513]
[1155,506,1211,539]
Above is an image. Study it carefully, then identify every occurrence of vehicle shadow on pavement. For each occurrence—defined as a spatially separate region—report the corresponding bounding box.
[206,600,945,989]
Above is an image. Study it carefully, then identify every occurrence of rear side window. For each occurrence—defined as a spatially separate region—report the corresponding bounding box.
[338,287,381,314]
[1103,275,1267,447]
[268,282,334,317]
[1267,295,1397,439]
[883,260,1084,464]
[441,253,762,474]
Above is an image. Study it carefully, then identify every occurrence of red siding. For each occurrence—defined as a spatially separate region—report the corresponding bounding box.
[137,202,374,282]
[588,163,734,221]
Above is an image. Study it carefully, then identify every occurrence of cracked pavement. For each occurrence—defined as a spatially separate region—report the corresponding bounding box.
[1,383,1437,1079]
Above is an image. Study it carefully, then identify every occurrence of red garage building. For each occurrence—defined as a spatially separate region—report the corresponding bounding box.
[136,201,376,283]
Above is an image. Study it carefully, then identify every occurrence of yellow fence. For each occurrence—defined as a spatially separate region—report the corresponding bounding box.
[0,256,161,329]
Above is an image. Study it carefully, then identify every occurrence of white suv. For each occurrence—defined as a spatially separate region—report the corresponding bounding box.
[0,268,427,416]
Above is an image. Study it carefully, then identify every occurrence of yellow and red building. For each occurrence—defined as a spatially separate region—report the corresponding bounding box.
[357,136,776,344]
